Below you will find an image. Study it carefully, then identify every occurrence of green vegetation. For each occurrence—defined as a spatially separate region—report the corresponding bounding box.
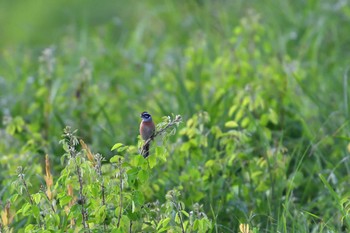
[1,0,350,232]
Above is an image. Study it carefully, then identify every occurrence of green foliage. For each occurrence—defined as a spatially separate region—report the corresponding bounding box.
[5,121,211,232]
[1,0,350,232]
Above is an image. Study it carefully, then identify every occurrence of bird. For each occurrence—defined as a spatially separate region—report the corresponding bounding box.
[139,111,155,158]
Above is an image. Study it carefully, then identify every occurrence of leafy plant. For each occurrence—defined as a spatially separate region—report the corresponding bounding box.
[2,115,213,233]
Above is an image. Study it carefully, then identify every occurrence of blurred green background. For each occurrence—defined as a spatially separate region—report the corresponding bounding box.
[1,0,350,232]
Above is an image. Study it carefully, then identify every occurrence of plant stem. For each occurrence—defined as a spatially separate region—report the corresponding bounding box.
[95,154,107,232]
[117,158,123,228]
[75,160,89,231]
[18,172,34,206]
[174,201,186,233]
[170,192,186,233]
[41,185,56,213]
[65,128,90,232]
[17,167,42,228]
[129,221,133,233]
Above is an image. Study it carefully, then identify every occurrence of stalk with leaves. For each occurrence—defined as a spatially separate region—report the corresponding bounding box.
[62,127,89,231]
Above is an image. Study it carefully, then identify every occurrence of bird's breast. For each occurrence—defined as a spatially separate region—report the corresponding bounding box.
[140,121,155,140]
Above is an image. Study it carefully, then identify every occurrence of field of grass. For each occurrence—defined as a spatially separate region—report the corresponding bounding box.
[1,0,350,232]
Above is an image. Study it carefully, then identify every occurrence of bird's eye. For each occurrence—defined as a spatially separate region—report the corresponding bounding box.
[141,112,151,119]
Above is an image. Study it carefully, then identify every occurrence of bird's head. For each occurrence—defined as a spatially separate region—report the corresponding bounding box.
[140,111,152,122]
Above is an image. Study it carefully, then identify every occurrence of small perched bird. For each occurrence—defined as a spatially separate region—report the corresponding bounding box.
[139,111,155,158]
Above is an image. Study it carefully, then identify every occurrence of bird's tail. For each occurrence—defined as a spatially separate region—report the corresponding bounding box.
[142,143,150,158]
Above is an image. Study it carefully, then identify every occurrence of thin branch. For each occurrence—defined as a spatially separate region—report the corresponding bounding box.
[18,170,34,206]
[40,185,56,213]
[168,191,186,233]
[172,200,186,233]
[95,153,107,232]
[129,221,133,233]
[117,158,123,228]
[75,161,89,231]
[64,127,90,232]
[141,115,182,157]
[17,167,42,228]
[95,154,106,206]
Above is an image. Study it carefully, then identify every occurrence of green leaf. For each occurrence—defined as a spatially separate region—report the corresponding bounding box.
[111,143,124,151]
[115,207,121,217]
[131,200,135,213]
[157,219,163,230]
[205,160,215,168]
[157,227,169,233]
[162,217,171,227]
[156,146,167,162]
[24,224,35,233]
[90,183,99,197]
[32,205,40,218]
[69,204,79,217]
[268,108,278,125]
[198,219,204,231]
[234,108,245,122]
[181,210,189,217]
[138,169,149,183]
[32,193,41,204]
[241,117,250,128]
[75,155,82,165]
[228,105,238,117]
[110,155,123,163]
[242,96,250,107]
[20,202,31,216]
[6,124,16,135]
[10,194,19,202]
[127,167,139,181]
[319,174,341,202]
[186,118,194,127]
[148,154,157,168]
[134,190,145,205]
[95,205,107,223]
[260,113,269,126]
[175,212,181,224]
[193,219,199,230]
[111,228,124,233]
